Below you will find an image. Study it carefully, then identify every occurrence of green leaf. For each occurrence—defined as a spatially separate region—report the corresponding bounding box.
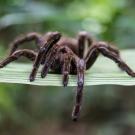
[0,49,135,86]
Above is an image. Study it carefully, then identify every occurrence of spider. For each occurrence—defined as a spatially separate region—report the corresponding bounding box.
[0,31,135,121]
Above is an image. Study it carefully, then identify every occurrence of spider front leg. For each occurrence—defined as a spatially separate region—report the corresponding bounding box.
[29,32,61,82]
[0,49,36,68]
[72,58,86,121]
[9,32,41,55]
[41,44,60,78]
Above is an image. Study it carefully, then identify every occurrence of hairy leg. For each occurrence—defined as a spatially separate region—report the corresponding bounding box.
[62,53,72,87]
[98,41,120,56]
[50,45,86,120]
[41,45,73,85]
[40,42,85,120]
[40,44,60,78]
[85,41,121,69]
[0,49,36,68]
[9,32,41,55]
[72,58,86,121]
[85,44,135,77]
[29,32,61,82]
[78,31,93,58]
[85,41,122,69]
[98,47,135,77]
[85,47,99,69]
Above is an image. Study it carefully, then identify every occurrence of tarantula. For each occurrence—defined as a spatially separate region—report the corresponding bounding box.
[0,31,135,121]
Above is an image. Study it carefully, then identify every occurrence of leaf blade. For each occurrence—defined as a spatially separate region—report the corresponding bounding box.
[0,49,135,86]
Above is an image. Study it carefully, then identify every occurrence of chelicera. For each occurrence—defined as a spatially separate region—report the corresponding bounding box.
[0,31,135,121]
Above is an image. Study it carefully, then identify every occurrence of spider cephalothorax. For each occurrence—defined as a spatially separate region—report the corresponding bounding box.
[0,31,135,121]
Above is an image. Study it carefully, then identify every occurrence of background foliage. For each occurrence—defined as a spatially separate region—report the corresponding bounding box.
[0,0,135,135]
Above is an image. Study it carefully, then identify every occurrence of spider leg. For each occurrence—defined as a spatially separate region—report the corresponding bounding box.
[0,49,36,68]
[78,31,93,58]
[98,46,135,77]
[98,41,120,56]
[72,58,85,121]
[9,32,41,55]
[85,42,122,69]
[29,32,61,82]
[62,53,72,87]
[85,44,135,77]
[85,47,99,69]
[40,44,60,78]
[107,44,120,56]
[40,32,61,65]
[53,46,86,120]
[59,46,75,87]
[41,45,72,87]
[41,43,85,120]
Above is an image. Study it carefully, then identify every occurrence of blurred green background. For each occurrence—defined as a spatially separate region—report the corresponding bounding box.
[0,0,135,135]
